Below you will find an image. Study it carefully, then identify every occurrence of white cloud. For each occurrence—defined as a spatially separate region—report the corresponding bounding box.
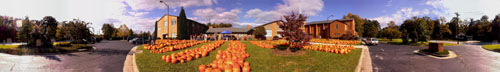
[370,8,439,28]
[193,8,241,24]
[245,0,324,23]
[129,11,150,16]
[124,0,217,11]
[425,0,500,20]
[0,0,218,34]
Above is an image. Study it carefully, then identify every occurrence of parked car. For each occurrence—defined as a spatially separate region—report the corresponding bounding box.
[129,38,150,45]
[363,38,378,45]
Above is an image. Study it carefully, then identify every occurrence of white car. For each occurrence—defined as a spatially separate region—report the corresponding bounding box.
[364,38,379,45]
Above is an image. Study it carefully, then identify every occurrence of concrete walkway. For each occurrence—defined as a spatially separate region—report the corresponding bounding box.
[123,46,140,72]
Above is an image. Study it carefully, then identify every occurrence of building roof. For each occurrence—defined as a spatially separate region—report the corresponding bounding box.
[305,19,353,25]
[250,20,282,30]
[206,28,251,33]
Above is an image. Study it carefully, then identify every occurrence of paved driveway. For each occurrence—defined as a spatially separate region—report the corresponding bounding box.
[0,40,136,72]
[369,43,500,72]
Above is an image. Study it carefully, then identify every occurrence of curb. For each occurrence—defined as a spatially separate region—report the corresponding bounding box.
[355,46,373,72]
[123,46,139,72]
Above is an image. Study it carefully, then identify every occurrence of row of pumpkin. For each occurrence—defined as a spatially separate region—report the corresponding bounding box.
[161,41,225,63]
[199,41,251,72]
[150,41,208,53]
[144,40,198,50]
[249,41,274,48]
[302,44,356,54]
[310,39,360,45]
[260,40,356,54]
[263,40,288,46]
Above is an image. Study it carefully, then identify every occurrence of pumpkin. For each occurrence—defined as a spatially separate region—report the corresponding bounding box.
[205,68,212,72]
[199,65,206,72]
[232,64,241,72]
[171,59,177,63]
[224,65,233,72]
[242,65,250,72]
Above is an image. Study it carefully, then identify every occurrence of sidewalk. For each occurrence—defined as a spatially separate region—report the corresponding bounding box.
[354,46,373,72]
[123,46,140,72]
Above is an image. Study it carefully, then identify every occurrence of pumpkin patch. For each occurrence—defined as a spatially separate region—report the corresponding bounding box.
[161,41,225,63]
[249,41,274,48]
[310,39,360,45]
[199,41,251,72]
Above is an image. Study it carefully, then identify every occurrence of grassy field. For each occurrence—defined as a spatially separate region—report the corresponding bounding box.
[136,41,362,72]
[242,41,361,72]
[378,38,459,46]
[481,44,500,50]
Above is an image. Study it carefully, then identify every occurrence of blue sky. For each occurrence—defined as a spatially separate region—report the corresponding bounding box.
[1,0,499,34]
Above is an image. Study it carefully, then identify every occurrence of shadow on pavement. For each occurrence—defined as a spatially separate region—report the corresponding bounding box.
[42,55,61,62]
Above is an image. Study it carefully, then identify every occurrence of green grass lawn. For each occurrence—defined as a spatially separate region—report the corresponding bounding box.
[378,38,459,46]
[243,41,361,72]
[481,44,500,50]
[136,41,362,72]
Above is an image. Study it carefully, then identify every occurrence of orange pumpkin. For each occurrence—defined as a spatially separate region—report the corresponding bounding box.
[199,65,206,72]
[242,65,250,72]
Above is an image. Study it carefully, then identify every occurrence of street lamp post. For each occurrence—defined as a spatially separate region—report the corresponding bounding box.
[160,0,170,16]
[326,15,334,21]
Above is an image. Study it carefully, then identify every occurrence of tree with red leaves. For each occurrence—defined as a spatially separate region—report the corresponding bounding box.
[277,12,312,51]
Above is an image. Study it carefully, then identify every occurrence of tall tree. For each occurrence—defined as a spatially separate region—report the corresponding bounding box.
[277,12,312,51]
[448,12,461,39]
[380,21,401,41]
[343,13,365,37]
[153,21,157,44]
[177,7,188,39]
[101,24,116,40]
[363,20,380,37]
[489,14,500,41]
[18,17,33,42]
[62,19,93,43]
[117,24,131,39]
[400,17,432,43]
[40,16,58,47]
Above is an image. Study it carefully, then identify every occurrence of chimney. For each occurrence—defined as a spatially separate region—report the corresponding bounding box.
[247,25,251,29]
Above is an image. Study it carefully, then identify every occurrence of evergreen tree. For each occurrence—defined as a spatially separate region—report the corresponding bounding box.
[177,7,188,39]
[18,17,33,42]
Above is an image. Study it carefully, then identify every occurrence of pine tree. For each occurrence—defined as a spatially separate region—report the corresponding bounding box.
[177,7,188,39]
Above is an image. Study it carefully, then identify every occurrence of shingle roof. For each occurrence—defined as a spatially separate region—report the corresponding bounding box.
[305,19,353,25]
[206,28,251,33]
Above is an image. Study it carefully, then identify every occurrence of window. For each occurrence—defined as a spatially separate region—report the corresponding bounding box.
[336,24,338,29]
[265,30,272,37]
[172,19,177,25]
[172,33,177,38]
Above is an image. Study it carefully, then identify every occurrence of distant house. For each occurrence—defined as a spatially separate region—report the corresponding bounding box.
[249,20,284,40]
[305,19,357,38]
[156,14,208,39]
[205,27,252,40]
